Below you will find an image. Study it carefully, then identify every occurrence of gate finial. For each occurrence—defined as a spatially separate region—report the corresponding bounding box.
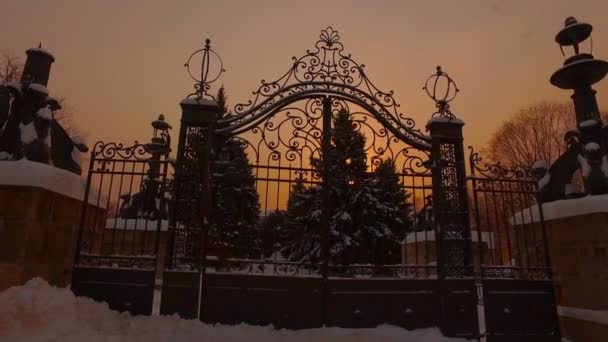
[184,38,225,101]
[423,66,459,119]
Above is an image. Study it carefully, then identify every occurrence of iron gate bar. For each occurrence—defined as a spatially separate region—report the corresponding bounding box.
[72,139,171,315]
[468,147,560,340]
[170,27,477,338]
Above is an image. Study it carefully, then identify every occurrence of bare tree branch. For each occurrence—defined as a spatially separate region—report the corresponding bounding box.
[486,101,608,168]
[0,52,21,84]
[1,52,87,139]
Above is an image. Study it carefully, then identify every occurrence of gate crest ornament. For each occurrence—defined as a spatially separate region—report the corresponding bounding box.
[184,38,225,101]
[424,66,459,120]
[217,27,431,150]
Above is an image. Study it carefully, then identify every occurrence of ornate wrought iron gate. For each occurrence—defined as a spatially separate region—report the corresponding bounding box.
[469,149,561,341]
[68,26,563,340]
[72,124,172,315]
[162,27,480,338]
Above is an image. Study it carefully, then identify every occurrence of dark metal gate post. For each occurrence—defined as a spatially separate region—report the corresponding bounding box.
[425,67,478,338]
[160,98,219,319]
[320,95,332,322]
[428,116,478,339]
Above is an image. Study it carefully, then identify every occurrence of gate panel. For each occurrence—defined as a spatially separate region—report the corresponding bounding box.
[439,279,479,338]
[71,267,156,315]
[72,140,171,315]
[204,271,323,329]
[469,148,560,341]
[325,278,439,329]
[483,279,560,342]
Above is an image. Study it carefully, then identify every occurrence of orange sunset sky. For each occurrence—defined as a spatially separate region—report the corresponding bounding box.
[2,0,608,150]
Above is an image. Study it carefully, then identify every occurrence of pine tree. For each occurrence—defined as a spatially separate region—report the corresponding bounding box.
[365,159,411,264]
[282,175,323,262]
[208,87,260,259]
[282,109,411,266]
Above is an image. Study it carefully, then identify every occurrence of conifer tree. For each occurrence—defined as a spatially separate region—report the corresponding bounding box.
[208,87,260,258]
[281,109,411,265]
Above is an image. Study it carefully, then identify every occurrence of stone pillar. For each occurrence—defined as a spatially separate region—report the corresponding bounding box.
[533,198,608,341]
[0,161,105,290]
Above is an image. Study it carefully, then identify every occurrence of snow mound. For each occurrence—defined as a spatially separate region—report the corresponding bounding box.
[511,194,608,224]
[180,97,217,106]
[532,160,549,170]
[71,135,87,145]
[28,83,49,96]
[37,106,53,120]
[19,121,37,144]
[0,278,465,342]
[26,47,55,60]
[426,116,464,125]
[584,142,600,151]
[579,119,599,128]
[0,159,105,207]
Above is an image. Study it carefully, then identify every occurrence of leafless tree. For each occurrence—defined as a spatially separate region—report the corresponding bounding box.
[486,101,608,167]
[0,52,21,84]
[1,51,86,139]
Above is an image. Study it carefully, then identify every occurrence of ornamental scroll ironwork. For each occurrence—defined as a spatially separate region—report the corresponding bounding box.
[468,146,536,182]
[230,96,431,185]
[216,27,431,151]
[74,139,172,270]
[467,146,552,280]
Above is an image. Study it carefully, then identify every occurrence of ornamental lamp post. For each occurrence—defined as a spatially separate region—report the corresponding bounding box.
[148,114,172,156]
[145,114,172,180]
[537,17,608,201]
[550,16,608,139]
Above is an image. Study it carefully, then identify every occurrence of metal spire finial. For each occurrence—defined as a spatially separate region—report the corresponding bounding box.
[423,65,459,119]
[184,38,225,100]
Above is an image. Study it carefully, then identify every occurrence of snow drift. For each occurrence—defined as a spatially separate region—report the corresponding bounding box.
[0,278,466,342]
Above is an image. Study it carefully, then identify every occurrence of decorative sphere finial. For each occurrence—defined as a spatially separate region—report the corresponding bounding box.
[423,65,459,119]
[184,38,225,100]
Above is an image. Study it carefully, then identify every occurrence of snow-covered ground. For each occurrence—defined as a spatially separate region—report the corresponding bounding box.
[0,278,469,342]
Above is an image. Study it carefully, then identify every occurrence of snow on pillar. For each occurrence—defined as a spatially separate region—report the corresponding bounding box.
[20,46,55,87]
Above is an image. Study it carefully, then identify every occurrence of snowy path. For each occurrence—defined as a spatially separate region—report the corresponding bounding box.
[0,278,469,342]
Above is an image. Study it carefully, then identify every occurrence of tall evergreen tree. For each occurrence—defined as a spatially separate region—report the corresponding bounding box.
[282,175,323,262]
[208,87,260,259]
[281,109,411,265]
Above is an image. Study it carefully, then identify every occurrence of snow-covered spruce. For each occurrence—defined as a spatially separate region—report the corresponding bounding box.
[0,278,466,342]
[280,109,411,264]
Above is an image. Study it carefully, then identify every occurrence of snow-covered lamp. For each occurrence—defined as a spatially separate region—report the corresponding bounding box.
[538,17,608,202]
[148,114,172,155]
[20,44,55,87]
[550,17,608,127]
